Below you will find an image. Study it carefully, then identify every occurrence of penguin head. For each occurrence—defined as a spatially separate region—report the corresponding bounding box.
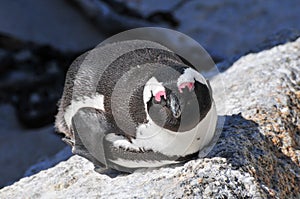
[143,66,212,132]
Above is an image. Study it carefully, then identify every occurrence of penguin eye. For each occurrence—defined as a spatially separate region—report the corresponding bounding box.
[178,82,194,93]
[153,90,166,103]
[152,94,167,106]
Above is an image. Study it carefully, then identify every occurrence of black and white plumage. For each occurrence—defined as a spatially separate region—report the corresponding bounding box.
[55,40,217,173]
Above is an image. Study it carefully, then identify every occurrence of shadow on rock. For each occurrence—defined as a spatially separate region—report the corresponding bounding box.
[207,114,299,198]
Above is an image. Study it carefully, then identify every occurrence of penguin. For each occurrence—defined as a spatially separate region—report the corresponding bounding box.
[55,40,217,173]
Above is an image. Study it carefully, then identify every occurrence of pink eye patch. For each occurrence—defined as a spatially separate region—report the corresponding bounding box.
[154,91,167,102]
[178,82,194,93]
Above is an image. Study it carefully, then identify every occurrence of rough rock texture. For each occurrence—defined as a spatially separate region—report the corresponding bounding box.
[1,38,299,198]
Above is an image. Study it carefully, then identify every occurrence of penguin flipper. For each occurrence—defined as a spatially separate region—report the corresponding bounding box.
[71,107,111,169]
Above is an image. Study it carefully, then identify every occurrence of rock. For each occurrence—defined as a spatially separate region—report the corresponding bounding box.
[69,0,165,36]
[99,0,300,63]
[0,0,104,52]
[175,0,300,61]
[0,33,79,128]
[0,34,76,187]
[0,38,299,198]
[24,146,72,177]
[0,104,69,188]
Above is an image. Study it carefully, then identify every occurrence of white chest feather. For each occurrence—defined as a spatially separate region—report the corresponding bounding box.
[64,94,105,128]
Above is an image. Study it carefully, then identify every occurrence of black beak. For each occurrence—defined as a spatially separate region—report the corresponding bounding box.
[169,93,181,118]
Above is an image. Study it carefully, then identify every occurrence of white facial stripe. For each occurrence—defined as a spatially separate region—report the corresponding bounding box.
[143,77,165,114]
[177,68,207,87]
[64,94,104,128]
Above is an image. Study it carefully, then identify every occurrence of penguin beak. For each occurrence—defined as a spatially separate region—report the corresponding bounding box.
[169,93,181,118]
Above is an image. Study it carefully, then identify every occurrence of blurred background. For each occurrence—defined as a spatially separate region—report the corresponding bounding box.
[0,0,300,188]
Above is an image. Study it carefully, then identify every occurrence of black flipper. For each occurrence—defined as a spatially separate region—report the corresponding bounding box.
[71,107,111,170]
